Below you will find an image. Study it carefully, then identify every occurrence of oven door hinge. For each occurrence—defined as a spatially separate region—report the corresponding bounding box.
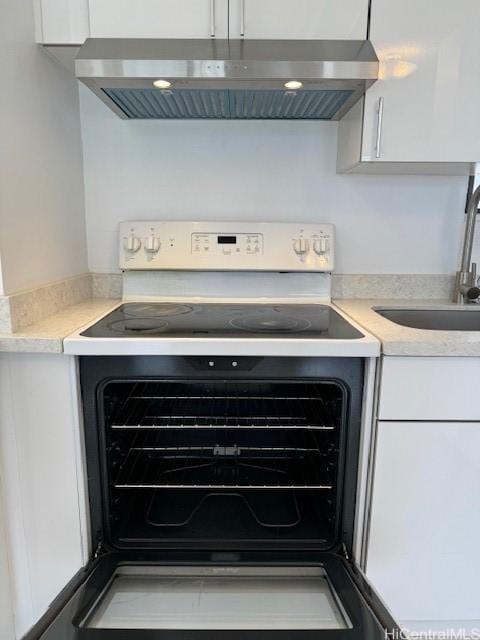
[341,543,350,561]
[93,541,107,560]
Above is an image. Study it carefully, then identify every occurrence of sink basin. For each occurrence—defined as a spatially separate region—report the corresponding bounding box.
[375,307,480,331]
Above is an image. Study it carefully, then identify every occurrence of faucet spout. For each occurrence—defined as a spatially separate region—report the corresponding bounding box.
[454,183,480,303]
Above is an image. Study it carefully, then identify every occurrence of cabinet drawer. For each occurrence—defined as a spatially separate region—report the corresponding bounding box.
[378,356,480,421]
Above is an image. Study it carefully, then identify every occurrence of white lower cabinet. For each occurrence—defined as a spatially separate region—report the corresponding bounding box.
[366,420,480,636]
[0,492,14,640]
[0,354,88,639]
[378,356,480,422]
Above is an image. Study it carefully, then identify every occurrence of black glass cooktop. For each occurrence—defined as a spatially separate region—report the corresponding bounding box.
[81,303,363,339]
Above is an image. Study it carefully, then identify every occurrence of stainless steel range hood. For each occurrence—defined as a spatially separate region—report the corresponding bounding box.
[75,38,378,120]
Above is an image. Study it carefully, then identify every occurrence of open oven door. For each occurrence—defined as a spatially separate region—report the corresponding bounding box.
[24,549,399,640]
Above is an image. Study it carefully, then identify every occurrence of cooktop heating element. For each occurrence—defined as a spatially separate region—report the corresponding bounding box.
[81,303,363,340]
[123,303,194,318]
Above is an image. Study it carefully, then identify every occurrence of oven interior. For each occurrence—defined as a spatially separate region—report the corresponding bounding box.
[100,379,347,550]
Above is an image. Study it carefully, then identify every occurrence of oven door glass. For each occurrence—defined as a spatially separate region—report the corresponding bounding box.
[85,566,350,631]
[30,553,397,639]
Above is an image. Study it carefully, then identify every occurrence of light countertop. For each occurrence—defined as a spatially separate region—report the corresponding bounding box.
[2,297,480,357]
[0,299,120,354]
[334,299,480,357]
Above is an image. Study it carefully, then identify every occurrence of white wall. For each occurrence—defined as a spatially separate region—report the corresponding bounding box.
[0,2,88,295]
[80,85,469,276]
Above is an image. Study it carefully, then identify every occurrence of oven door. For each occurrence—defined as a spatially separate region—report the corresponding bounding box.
[26,550,398,640]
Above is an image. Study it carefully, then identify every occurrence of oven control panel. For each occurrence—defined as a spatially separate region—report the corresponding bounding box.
[191,233,264,257]
[119,221,334,271]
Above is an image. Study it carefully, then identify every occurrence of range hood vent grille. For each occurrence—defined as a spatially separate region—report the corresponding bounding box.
[103,88,355,120]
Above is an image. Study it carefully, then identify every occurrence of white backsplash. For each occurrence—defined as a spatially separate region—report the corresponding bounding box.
[123,271,332,303]
[79,85,468,279]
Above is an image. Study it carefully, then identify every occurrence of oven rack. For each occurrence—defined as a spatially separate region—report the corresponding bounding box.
[109,428,333,456]
[113,446,334,490]
[109,428,336,470]
[111,423,335,430]
[127,446,316,453]
[109,390,338,431]
[116,485,333,489]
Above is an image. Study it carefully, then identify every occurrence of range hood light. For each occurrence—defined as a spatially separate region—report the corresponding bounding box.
[153,79,172,89]
[284,80,303,90]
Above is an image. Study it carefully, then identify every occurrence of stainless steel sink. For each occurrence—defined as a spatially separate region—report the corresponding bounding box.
[374,307,480,331]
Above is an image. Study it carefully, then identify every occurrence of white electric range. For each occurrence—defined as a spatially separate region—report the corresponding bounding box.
[64,221,379,357]
[46,222,396,640]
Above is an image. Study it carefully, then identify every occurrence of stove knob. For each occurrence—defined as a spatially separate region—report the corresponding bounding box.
[313,238,329,255]
[144,236,161,254]
[123,236,142,253]
[293,238,309,256]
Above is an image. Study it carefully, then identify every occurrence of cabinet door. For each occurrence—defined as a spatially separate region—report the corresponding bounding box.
[0,497,14,640]
[229,0,368,40]
[366,421,480,635]
[361,0,480,163]
[34,0,90,44]
[89,0,228,39]
[0,354,88,637]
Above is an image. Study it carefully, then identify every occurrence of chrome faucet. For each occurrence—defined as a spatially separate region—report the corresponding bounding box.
[454,183,480,303]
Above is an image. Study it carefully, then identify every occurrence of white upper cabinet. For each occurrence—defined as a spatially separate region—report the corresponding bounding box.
[229,0,368,40]
[34,0,90,44]
[35,0,229,43]
[36,0,369,44]
[89,0,228,39]
[337,0,480,174]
